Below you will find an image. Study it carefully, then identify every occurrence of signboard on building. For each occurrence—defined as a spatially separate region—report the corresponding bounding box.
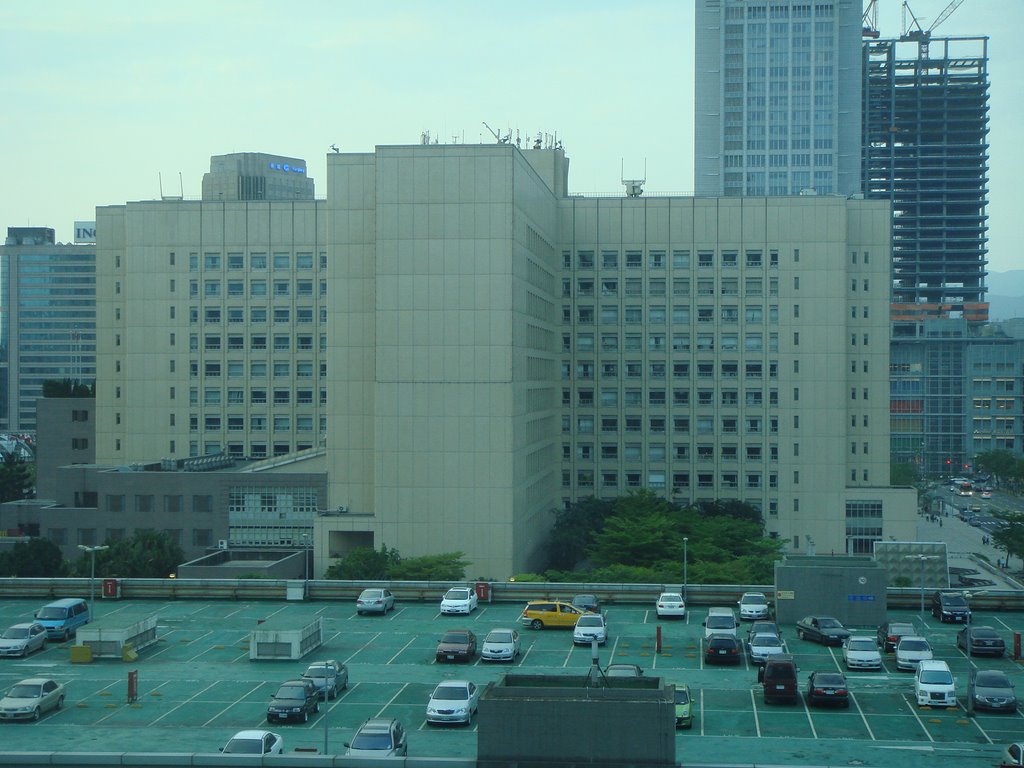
[74,221,96,243]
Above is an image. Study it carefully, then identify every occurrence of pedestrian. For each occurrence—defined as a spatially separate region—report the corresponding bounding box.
[939,518,942,527]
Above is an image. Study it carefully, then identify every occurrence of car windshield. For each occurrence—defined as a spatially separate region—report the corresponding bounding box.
[445,589,470,600]
[577,616,603,627]
[675,689,690,705]
[943,595,968,607]
[814,674,845,687]
[486,631,512,644]
[660,594,683,602]
[707,616,734,628]
[752,635,780,647]
[274,685,307,700]
[350,732,393,749]
[743,595,767,604]
[223,738,263,754]
[920,670,953,685]
[818,618,842,629]
[900,640,929,651]
[432,686,468,701]
[7,683,42,698]
[606,666,639,676]
[1,628,29,639]
[847,638,875,651]
[359,590,382,599]
[35,607,66,619]
[975,672,1010,688]
[441,632,469,644]
[574,595,596,604]
[304,667,329,678]
[890,624,914,634]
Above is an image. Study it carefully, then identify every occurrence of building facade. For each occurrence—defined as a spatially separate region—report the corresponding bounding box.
[694,0,863,197]
[0,227,96,432]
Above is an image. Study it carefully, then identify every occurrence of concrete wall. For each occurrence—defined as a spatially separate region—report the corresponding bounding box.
[774,555,887,626]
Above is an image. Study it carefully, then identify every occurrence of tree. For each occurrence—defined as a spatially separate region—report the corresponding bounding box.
[547,496,615,570]
[0,538,67,577]
[323,545,399,580]
[588,491,684,569]
[974,450,1018,482]
[0,453,33,503]
[991,510,1024,568]
[388,552,469,581]
[890,462,918,486]
[78,531,184,578]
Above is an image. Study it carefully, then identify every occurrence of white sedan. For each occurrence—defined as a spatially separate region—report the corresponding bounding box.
[842,636,882,670]
[746,632,787,664]
[895,636,933,671]
[440,587,478,615]
[426,680,480,725]
[656,593,686,618]
[0,678,65,721]
[221,730,284,755]
[573,613,608,645]
[0,623,48,657]
[481,628,521,662]
[738,592,770,620]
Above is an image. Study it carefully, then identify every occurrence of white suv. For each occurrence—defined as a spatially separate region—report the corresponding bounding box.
[914,659,956,707]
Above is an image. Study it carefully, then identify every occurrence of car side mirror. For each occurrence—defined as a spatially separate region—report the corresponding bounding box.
[701,621,707,627]
[343,742,351,748]
[756,667,764,683]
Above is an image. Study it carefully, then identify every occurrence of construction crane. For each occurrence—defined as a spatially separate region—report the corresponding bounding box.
[862,0,880,38]
[900,0,967,55]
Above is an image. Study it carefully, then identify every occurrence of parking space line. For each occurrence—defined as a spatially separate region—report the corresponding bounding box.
[902,695,935,742]
[561,645,573,667]
[474,608,489,621]
[518,640,536,666]
[374,682,410,719]
[643,609,651,624]
[150,680,220,724]
[801,694,818,740]
[749,689,761,737]
[849,692,876,741]
[991,616,1014,632]
[827,647,843,672]
[202,681,264,727]
[969,713,993,744]
[387,607,407,621]
[345,632,381,663]
[699,688,705,736]
[387,637,417,664]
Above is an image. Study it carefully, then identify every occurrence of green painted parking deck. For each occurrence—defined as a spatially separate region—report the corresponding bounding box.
[0,597,1021,767]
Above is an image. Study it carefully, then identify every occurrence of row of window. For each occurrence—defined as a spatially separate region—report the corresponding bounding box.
[191,278,324,298]
[190,415,324,432]
[566,443,781,462]
[567,415,780,435]
[50,527,214,548]
[196,333,323,352]
[564,361,779,379]
[563,248,787,272]
[197,442,317,459]
[564,332,779,353]
[190,252,323,272]
[191,361,326,378]
[567,469,775,490]
[191,307,323,324]
[190,388,324,406]
[564,304,780,324]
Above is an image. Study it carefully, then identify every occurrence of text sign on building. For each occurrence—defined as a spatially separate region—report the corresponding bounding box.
[74,221,96,243]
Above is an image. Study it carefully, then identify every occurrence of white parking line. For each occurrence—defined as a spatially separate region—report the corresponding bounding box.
[991,616,1015,633]
[344,633,381,664]
[801,694,818,739]
[150,680,220,724]
[827,647,842,672]
[374,682,410,719]
[387,607,407,621]
[202,681,264,727]
[969,712,994,744]
[849,692,876,741]
[700,688,705,736]
[902,695,935,742]
[387,637,417,665]
[750,689,762,737]
[518,640,536,666]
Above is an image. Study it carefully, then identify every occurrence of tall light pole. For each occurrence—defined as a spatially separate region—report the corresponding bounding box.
[78,544,109,618]
[300,533,311,598]
[903,553,939,620]
[683,537,689,603]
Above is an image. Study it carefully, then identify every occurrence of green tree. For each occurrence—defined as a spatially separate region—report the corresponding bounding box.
[0,538,67,577]
[991,510,1024,567]
[323,545,399,580]
[0,453,34,503]
[974,450,1017,482]
[588,491,684,569]
[890,462,918,486]
[388,552,469,581]
[78,531,184,578]
[547,496,615,570]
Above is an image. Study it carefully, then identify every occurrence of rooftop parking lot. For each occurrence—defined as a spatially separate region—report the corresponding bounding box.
[0,595,1022,767]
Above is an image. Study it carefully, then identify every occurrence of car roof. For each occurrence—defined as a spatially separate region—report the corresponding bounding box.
[230,730,276,739]
[433,679,471,688]
[917,659,949,670]
[6,622,41,629]
[485,627,516,634]
[12,677,54,685]
[357,717,397,730]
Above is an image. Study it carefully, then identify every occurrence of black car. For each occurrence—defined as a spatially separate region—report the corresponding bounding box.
[267,679,319,723]
[805,671,849,708]
[704,634,742,665]
[877,621,916,653]
[956,625,1005,657]
[795,616,851,646]
[571,594,600,613]
[968,669,1017,712]
[747,621,780,644]
[436,629,477,663]
[931,591,971,623]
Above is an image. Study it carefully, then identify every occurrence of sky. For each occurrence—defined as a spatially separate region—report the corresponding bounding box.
[2,1,1021,272]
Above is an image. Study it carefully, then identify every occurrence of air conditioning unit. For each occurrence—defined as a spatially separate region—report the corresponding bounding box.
[338,505,349,514]
[217,540,228,550]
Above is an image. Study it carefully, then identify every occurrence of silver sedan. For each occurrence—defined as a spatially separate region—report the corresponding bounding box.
[0,623,48,657]
[0,678,66,721]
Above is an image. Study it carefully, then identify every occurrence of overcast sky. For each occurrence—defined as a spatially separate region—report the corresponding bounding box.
[2,1,1020,271]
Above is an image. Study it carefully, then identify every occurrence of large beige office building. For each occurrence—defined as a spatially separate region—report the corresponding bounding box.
[96,144,916,579]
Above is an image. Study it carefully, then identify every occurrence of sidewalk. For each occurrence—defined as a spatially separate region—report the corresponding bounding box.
[915,511,1024,591]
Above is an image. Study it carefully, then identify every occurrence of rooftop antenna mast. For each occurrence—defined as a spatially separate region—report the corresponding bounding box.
[621,159,647,198]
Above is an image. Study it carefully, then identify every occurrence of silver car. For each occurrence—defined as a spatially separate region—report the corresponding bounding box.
[301,660,348,700]
[345,717,408,757]
[356,588,395,615]
[426,680,479,725]
[481,628,521,662]
[0,622,48,657]
[0,678,65,721]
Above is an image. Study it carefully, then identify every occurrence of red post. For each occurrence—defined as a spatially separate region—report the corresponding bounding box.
[656,625,663,654]
[1014,632,1021,661]
[127,670,138,704]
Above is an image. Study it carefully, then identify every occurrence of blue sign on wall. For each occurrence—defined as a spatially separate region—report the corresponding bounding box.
[268,163,305,174]
[847,594,876,602]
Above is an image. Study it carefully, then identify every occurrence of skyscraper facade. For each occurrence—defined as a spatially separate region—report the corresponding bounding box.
[0,227,95,432]
[695,0,863,197]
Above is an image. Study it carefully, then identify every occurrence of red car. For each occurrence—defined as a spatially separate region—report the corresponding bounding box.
[805,671,849,708]
[435,629,477,663]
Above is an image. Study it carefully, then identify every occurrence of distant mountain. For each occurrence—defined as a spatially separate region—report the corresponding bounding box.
[987,270,1024,321]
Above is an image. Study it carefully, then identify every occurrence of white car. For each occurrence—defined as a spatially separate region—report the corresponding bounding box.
[842,636,882,670]
[895,636,933,671]
[481,628,521,662]
[914,659,956,707]
[738,592,770,620]
[440,587,478,615]
[0,678,65,721]
[656,593,686,618]
[746,632,787,664]
[345,717,407,757]
[0,623,48,657]
[221,730,284,755]
[573,613,608,646]
[426,680,480,725]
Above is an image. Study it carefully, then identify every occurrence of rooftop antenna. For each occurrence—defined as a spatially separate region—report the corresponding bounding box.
[621,159,647,197]
[482,122,501,143]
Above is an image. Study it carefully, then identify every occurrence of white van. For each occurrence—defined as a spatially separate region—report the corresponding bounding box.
[702,607,738,639]
[914,659,956,706]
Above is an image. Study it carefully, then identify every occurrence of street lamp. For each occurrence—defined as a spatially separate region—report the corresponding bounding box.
[78,544,109,618]
[903,553,939,620]
[683,537,688,603]
[300,533,311,598]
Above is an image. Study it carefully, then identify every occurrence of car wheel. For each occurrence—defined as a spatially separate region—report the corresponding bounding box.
[301,710,309,723]
[797,629,805,640]
[531,619,543,630]
[314,701,320,713]
[56,695,64,710]
[32,707,41,721]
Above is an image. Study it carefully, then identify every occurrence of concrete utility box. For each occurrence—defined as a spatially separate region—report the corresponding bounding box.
[774,556,886,626]
[76,614,159,659]
[249,615,322,660]
[478,673,675,767]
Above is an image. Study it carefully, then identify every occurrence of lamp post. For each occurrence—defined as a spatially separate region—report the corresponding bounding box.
[300,533,311,598]
[683,537,688,603]
[903,553,939,620]
[78,544,109,618]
